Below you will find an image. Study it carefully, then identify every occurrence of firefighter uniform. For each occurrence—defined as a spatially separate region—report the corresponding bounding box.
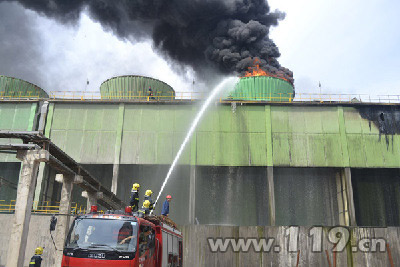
[138,200,151,216]
[144,190,154,211]
[29,247,43,267]
[130,183,140,212]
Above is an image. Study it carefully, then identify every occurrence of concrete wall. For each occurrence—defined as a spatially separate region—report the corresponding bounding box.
[1,214,398,267]
[182,225,400,267]
[0,214,73,267]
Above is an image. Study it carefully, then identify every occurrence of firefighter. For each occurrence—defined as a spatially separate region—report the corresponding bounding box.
[138,200,151,216]
[29,247,43,267]
[144,190,154,211]
[161,195,172,217]
[148,87,155,100]
[130,183,140,212]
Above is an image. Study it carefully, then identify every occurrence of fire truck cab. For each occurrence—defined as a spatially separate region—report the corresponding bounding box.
[61,206,182,267]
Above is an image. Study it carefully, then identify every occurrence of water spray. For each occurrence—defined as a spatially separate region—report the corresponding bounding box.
[152,77,239,211]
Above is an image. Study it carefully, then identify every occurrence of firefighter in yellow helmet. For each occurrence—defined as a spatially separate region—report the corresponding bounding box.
[130,183,140,212]
[138,200,151,216]
[29,247,43,267]
[144,189,154,211]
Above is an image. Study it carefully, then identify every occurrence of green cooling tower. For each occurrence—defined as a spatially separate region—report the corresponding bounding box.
[0,75,48,98]
[229,76,294,102]
[100,75,175,100]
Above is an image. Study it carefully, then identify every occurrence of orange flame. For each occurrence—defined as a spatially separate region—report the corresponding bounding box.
[243,59,268,77]
[241,58,291,84]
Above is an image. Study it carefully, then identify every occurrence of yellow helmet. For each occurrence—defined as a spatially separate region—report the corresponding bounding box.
[143,200,151,208]
[132,183,140,190]
[145,190,153,196]
[35,247,44,255]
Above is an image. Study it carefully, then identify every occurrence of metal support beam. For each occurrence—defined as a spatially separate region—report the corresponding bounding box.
[0,131,126,210]
[189,165,196,224]
[265,105,273,167]
[189,127,197,224]
[267,166,276,226]
[111,103,125,194]
[338,106,350,167]
[6,149,49,267]
[344,167,357,226]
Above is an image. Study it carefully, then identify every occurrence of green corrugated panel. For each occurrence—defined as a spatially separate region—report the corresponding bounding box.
[43,102,400,168]
[272,133,290,166]
[347,134,367,167]
[343,107,400,167]
[50,103,119,164]
[0,75,48,98]
[100,75,175,99]
[120,104,193,164]
[289,134,308,166]
[157,132,174,164]
[229,76,293,102]
[307,134,327,166]
[324,134,344,166]
[0,102,38,162]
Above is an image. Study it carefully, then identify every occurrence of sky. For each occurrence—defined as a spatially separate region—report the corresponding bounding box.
[0,0,399,96]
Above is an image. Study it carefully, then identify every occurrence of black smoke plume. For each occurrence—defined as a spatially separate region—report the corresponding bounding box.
[6,0,293,84]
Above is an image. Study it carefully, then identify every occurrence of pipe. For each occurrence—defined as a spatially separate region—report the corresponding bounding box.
[38,101,49,134]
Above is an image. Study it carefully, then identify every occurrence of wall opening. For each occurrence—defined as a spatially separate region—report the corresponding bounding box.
[352,168,400,226]
[274,167,340,226]
[195,166,270,226]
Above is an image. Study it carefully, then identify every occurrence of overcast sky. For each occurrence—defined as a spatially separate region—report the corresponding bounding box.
[0,0,399,96]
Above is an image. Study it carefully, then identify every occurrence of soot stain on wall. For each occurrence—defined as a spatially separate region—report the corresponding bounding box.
[356,106,400,150]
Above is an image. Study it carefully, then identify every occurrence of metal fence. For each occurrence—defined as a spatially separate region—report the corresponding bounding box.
[1,90,400,104]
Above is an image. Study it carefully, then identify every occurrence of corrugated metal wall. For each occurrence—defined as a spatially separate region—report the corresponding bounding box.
[0,76,48,98]
[100,75,175,99]
[46,102,400,167]
[230,76,294,101]
[0,102,38,162]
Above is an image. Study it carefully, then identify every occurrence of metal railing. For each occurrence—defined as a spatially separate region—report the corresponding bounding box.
[2,90,400,104]
[0,92,41,99]
[47,91,400,104]
[0,200,92,214]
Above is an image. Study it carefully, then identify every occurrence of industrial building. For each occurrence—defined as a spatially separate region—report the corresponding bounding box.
[1,74,400,229]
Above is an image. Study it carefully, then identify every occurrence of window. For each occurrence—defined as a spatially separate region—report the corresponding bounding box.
[65,218,138,253]
[139,224,154,257]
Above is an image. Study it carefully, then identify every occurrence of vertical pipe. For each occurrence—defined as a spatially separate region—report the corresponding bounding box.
[344,168,357,226]
[267,166,275,226]
[111,103,125,195]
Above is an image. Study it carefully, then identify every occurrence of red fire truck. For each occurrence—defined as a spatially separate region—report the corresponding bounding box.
[61,206,183,267]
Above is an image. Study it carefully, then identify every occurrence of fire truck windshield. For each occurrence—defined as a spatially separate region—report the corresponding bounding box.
[65,218,138,253]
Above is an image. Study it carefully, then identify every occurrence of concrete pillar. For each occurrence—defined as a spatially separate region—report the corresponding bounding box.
[267,166,276,226]
[188,165,196,224]
[33,162,47,210]
[54,174,75,266]
[6,149,49,267]
[344,167,357,226]
[111,164,119,195]
[82,191,103,211]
